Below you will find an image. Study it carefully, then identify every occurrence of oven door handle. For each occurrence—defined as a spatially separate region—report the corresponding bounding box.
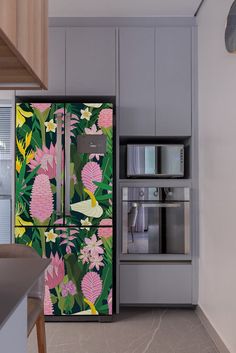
[141,203,182,208]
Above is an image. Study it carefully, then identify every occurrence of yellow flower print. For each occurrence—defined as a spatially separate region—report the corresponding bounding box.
[15,215,33,227]
[45,229,58,243]
[44,119,57,133]
[26,150,35,164]
[25,131,32,149]
[16,132,32,158]
[15,227,25,238]
[16,157,22,173]
[15,211,33,238]
[16,138,26,158]
[80,108,92,121]
[84,298,98,315]
[16,105,33,128]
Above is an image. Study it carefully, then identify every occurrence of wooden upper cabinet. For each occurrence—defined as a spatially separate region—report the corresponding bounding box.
[16,27,66,96]
[66,27,116,95]
[0,0,48,89]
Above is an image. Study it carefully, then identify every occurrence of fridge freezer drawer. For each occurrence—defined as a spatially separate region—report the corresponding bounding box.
[120,264,192,304]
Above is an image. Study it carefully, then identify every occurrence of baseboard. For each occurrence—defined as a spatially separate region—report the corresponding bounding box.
[196,306,231,353]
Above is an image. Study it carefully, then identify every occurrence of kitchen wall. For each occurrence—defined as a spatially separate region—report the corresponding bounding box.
[198,1,236,352]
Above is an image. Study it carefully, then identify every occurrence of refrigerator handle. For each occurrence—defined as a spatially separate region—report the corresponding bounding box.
[56,114,63,216]
[65,113,71,217]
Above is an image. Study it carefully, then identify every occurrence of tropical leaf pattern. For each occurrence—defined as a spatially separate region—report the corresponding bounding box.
[15,102,113,316]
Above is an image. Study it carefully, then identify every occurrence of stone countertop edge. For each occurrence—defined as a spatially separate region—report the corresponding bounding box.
[0,258,50,330]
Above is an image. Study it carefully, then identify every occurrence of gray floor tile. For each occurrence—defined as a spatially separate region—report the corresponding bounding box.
[28,308,219,353]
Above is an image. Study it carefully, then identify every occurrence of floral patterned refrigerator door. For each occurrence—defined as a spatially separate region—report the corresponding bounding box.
[15,101,114,317]
[15,102,65,256]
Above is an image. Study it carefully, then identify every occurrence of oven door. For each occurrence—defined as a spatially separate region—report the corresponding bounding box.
[121,187,190,257]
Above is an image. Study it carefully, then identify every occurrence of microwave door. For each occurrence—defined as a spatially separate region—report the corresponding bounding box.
[161,145,184,177]
[144,146,155,175]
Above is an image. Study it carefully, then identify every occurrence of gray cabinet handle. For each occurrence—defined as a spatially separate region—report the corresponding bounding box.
[56,114,63,216]
[65,113,71,216]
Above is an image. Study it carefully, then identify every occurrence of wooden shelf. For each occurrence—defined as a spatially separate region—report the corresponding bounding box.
[0,0,48,89]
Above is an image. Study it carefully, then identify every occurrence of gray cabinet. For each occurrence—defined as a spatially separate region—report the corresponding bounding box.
[119,26,192,137]
[156,27,192,136]
[16,27,66,96]
[120,264,192,304]
[119,28,155,136]
[66,28,116,96]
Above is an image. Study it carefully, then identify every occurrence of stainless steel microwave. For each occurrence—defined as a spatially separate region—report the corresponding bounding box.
[127,144,184,178]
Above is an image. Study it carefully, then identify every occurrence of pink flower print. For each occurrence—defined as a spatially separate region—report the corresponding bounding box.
[81,161,102,193]
[59,229,77,254]
[89,255,104,271]
[84,234,104,257]
[28,143,58,179]
[108,182,112,205]
[31,103,51,112]
[53,108,64,116]
[45,252,65,289]
[89,153,104,161]
[54,108,79,139]
[81,272,102,304]
[61,280,77,297]
[79,248,90,264]
[98,109,113,129]
[44,285,54,315]
[98,219,113,239]
[30,174,53,223]
[85,124,102,135]
[108,289,112,315]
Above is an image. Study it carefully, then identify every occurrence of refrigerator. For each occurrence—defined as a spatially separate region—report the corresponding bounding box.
[15,99,114,318]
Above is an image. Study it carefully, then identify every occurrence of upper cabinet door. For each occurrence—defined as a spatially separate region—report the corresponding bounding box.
[46,27,66,95]
[66,28,116,96]
[119,28,155,136]
[155,27,192,136]
[16,27,66,96]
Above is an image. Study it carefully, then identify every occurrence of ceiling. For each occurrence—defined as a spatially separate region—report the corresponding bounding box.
[49,0,203,17]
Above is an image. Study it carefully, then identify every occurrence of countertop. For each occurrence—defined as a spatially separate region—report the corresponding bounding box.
[0,258,50,330]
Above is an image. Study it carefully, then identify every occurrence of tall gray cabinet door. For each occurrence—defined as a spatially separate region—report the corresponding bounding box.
[66,28,116,95]
[16,27,66,96]
[156,27,192,136]
[119,28,155,136]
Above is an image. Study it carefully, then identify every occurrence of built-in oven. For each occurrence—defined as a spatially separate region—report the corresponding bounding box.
[121,187,190,257]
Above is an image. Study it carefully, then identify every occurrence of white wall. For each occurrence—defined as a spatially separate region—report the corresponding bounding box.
[198,1,236,352]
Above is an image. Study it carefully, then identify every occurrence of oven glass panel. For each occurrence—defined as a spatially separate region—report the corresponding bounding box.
[122,187,190,255]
